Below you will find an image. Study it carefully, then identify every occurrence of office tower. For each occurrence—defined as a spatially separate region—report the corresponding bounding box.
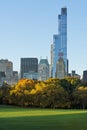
[38,59,49,81]
[13,71,18,82]
[0,59,14,85]
[0,59,13,78]
[20,58,38,78]
[51,7,68,78]
[72,70,76,77]
[82,70,87,83]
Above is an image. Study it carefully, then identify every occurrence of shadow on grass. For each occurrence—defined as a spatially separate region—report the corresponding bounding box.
[0,113,87,130]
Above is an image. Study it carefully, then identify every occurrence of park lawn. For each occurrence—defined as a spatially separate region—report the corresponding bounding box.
[0,105,87,130]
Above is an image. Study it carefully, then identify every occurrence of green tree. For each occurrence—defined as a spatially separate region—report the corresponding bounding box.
[73,86,87,109]
[0,83,11,104]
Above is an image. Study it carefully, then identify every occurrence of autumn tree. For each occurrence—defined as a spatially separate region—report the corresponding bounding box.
[10,78,36,106]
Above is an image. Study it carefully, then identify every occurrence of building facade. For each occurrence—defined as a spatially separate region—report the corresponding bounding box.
[51,7,68,78]
[0,72,6,86]
[56,56,66,78]
[82,70,87,83]
[13,71,18,83]
[50,44,54,77]
[0,59,13,78]
[20,58,38,78]
[38,59,49,81]
[23,72,38,80]
[0,59,18,85]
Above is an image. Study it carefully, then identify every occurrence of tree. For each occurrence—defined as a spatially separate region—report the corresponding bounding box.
[0,83,11,104]
[9,78,36,106]
[73,86,87,109]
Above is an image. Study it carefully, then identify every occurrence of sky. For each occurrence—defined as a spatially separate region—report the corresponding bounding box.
[0,0,87,77]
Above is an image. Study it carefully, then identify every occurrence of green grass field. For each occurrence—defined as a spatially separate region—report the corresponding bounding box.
[0,105,87,130]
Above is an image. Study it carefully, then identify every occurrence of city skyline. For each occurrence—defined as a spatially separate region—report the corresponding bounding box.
[0,0,87,77]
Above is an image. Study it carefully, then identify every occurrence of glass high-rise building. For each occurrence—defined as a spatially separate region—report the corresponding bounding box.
[51,7,68,78]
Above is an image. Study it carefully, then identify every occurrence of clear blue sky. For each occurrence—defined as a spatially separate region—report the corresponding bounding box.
[0,0,87,77]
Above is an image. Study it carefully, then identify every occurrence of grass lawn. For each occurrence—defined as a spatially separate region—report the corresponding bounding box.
[0,105,87,130]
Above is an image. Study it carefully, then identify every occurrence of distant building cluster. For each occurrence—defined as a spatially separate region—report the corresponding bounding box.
[0,7,87,86]
[20,58,49,81]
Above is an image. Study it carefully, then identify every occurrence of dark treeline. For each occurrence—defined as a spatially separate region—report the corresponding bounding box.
[0,77,87,109]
